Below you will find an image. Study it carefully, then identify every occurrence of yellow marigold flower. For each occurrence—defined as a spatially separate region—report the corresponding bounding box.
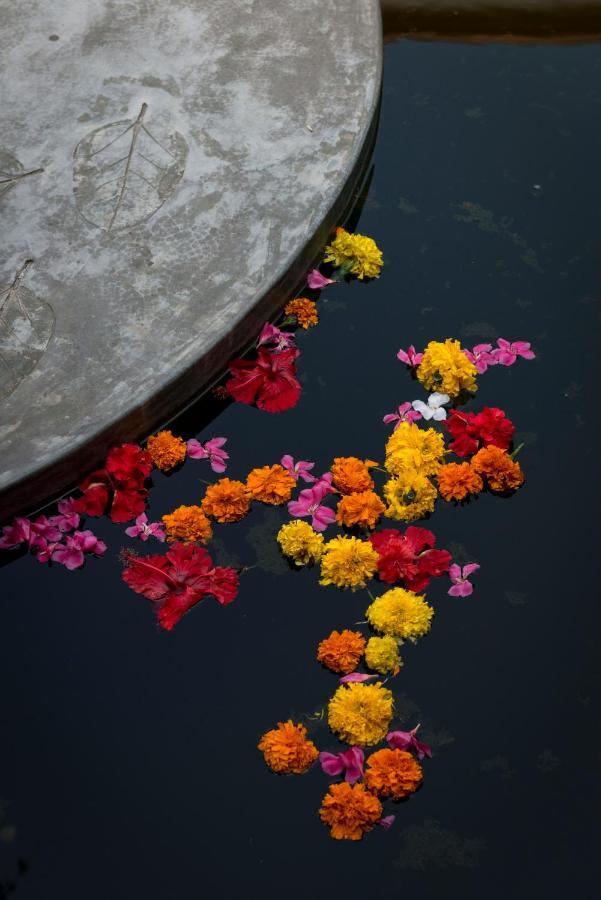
[364,748,423,800]
[201,477,250,523]
[323,227,383,280]
[146,430,187,471]
[319,535,379,590]
[437,462,483,501]
[366,587,434,643]
[417,339,478,398]
[471,445,525,492]
[383,471,437,522]
[258,720,318,774]
[319,782,383,841]
[384,422,445,478]
[246,464,295,505]
[284,297,319,329]
[162,505,212,544]
[336,490,385,530]
[331,456,377,494]
[328,682,393,746]
[317,629,366,674]
[276,519,324,566]
[365,635,402,676]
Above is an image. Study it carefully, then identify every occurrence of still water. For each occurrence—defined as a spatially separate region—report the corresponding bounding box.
[1,38,600,900]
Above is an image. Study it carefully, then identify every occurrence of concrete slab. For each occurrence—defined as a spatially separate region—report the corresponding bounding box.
[0,0,382,519]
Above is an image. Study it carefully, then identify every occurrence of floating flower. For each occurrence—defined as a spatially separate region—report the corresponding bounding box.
[319,535,379,590]
[336,490,386,530]
[319,747,364,784]
[448,562,480,597]
[471,445,525,492]
[0,516,59,551]
[397,345,423,368]
[328,682,393,746]
[331,456,377,494]
[364,748,423,800]
[340,672,378,684]
[384,422,445,479]
[369,526,451,592]
[317,629,366,674]
[437,462,483,502]
[51,530,107,570]
[54,498,80,532]
[280,454,316,483]
[258,720,319,775]
[287,482,336,532]
[324,227,383,280]
[202,478,250,523]
[411,392,450,422]
[492,338,536,366]
[121,542,239,630]
[365,635,402,676]
[366,588,434,643]
[257,323,297,353]
[446,407,514,457]
[125,513,166,542]
[226,347,301,413]
[307,269,335,290]
[319,782,382,841]
[277,519,324,566]
[146,430,187,471]
[383,402,422,429]
[246,464,296,505]
[186,437,229,473]
[387,724,432,760]
[162,505,213,544]
[463,343,498,374]
[74,443,152,523]
[417,339,478,398]
[284,297,319,329]
[383,472,438,522]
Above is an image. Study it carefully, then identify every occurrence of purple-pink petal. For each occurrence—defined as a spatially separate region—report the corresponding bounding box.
[307,269,334,290]
[462,562,480,577]
[340,672,377,684]
[319,752,345,777]
[448,580,473,597]
[378,815,396,830]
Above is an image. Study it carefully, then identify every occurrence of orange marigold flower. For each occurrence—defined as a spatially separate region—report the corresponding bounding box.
[246,464,296,505]
[364,748,423,800]
[258,720,319,774]
[146,430,187,471]
[284,297,319,329]
[319,782,382,841]
[336,490,386,530]
[471,445,525,493]
[331,456,377,494]
[316,629,366,674]
[202,477,250,523]
[437,462,483,502]
[162,505,213,544]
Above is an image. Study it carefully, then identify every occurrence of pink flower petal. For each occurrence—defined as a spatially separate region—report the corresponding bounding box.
[307,269,334,290]
[448,581,473,597]
[340,672,378,684]
[378,815,396,830]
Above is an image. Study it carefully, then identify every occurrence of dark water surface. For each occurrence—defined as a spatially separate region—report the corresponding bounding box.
[2,40,601,899]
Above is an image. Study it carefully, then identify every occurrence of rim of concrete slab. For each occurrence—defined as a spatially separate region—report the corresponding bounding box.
[0,2,383,522]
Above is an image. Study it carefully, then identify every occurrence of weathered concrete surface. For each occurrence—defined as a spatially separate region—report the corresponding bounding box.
[0,0,382,518]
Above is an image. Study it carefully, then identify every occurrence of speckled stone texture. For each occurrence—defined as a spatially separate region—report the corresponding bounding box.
[0,0,381,518]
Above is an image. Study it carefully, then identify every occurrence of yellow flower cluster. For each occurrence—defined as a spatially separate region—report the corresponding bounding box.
[323,227,383,280]
[417,339,477,398]
[366,587,434,643]
[276,520,324,566]
[319,535,379,590]
[385,422,445,478]
[383,471,437,521]
[327,682,393,746]
[365,635,402,676]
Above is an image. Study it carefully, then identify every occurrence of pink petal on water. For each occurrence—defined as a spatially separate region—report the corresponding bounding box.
[186,438,208,459]
[448,563,462,582]
[307,269,334,290]
[448,581,473,597]
[378,815,396,829]
[319,752,345,777]
[340,672,378,684]
[462,562,480,577]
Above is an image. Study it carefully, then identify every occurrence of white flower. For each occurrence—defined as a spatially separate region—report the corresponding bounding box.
[411,392,450,421]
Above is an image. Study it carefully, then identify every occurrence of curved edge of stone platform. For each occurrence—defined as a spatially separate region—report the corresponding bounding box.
[0,0,383,520]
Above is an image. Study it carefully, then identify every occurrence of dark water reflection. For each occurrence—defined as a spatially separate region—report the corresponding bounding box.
[2,40,601,899]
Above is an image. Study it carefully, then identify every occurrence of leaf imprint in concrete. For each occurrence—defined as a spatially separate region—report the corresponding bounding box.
[0,148,44,199]
[73,102,188,232]
[0,260,55,402]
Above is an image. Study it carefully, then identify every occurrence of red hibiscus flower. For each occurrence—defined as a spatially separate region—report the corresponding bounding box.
[369,526,451,592]
[446,407,514,457]
[74,443,153,523]
[226,347,301,413]
[121,542,239,630]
